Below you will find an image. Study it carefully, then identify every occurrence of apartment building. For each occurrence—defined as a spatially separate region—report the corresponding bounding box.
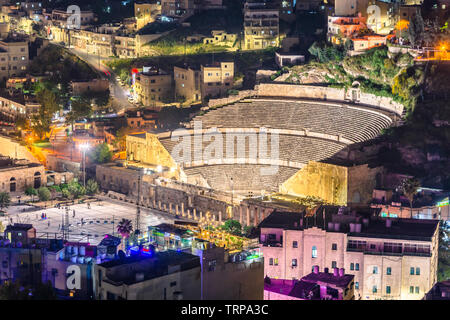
[203,30,237,47]
[174,64,201,103]
[200,61,234,99]
[95,250,201,300]
[51,9,95,28]
[0,38,29,81]
[259,210,440,300]
[135,1,161,30]
[135,67,173,107]
[161,0,194,18]
[264,267,355,300]
[243,1,280,50]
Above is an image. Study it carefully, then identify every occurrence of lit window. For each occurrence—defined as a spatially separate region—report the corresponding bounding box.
[373,266,378,274]
[332,243,337,250]
[312,246,317,258]
[387,267,391,275]
[410,267,415,275]
[332,261,337,268]
[410,286,414,293]
[386,286,391,294]
[292,241,298,248]
[355,263,359,271]
[350,263,354,270]
[274,258,278,266]
[415,286,419,294]
[372,286,377,293]
[416,268,420,275]
[292,259,297,267]
[355,282,359,290]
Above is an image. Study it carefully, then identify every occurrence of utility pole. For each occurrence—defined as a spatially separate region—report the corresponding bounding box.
[135,171,142,235]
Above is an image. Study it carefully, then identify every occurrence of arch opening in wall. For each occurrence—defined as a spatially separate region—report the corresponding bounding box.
[34,171,41,189]
[9,177,16,192]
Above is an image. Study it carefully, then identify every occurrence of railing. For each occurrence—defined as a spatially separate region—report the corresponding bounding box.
[261,240,283,248]
[347,247,431,257]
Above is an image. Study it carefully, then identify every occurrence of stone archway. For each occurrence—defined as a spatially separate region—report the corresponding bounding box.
[34,172,41,189]
[10,177,16,192]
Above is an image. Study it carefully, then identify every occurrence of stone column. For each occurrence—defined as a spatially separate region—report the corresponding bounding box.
[169,203,172,214]
[193,209,196,219]
[193,209,197,220]
[200,211,203,221]
[158,201,162,210]
[181,203,185,216]
[186,209,190,219]
[246,206,250,226]
[153,198,156,208]
[255,206,260,226]
[218,211,222,223]
[239,206,243,225]
[163,203,167,211]
[175,204,179,216]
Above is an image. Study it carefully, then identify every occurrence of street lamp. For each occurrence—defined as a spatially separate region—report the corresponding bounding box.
[78,143,90,187]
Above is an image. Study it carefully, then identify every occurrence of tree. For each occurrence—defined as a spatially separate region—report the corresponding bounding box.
[38,187,51,202]
[308,41,344,63]
[221,219,242,236]
[67,180,85,199]
[438,220,450,281]
[86,179,99,195]
[407,12,425,46]
[117,218,133,249]
[66,97,92,129]
[0,192,10,211]
[32,88,59,140]
[89,143,112,164]
[400,177,421,218]
[25,187,37,202]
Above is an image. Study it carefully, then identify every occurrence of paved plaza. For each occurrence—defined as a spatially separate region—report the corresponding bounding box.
[1,198,179,245]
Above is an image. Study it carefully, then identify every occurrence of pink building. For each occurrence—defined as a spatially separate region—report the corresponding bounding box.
[264,267,355,300]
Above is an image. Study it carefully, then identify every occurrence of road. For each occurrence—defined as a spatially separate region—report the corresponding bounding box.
[53,42,135,114]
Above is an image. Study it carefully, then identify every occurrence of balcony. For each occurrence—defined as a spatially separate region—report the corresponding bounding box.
[346,246,431,257]
[261,240,283,248]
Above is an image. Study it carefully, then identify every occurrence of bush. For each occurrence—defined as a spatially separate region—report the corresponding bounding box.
[38,187,51,202]
[86,179,99,196]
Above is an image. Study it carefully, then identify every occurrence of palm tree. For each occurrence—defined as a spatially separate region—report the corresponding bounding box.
[400,178,420,218]
[117,218,133,250]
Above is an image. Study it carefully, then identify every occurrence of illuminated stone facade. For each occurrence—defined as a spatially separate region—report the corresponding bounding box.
[280,161,348,206]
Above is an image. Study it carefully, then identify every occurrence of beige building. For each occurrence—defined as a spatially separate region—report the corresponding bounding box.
[174,65,201,104]
[200,61,234,99]
[243,1,280,50]
[135,68,173,107]
[0,38,29,82]
[203,30,237,47]
[71,79,109,96]
[95,250,202,300]
[51,9,95,28]
[0,157,73,192]
[260,211,439,300]
[161,0,194,18]
[135,1,161,30]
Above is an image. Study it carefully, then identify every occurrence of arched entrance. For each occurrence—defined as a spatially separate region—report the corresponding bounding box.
[9,177,16,192]
[34,172,41,189]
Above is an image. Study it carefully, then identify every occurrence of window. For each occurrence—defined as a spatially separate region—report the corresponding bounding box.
[312,246,317,258]
[292,259,297,267]
[373,266,378,274]
[170,281,176,287]
[269,258,273,265]
[415,286,419,294]
[410,286,414,294]
[355,263,359,271]
[350,263,354,271]
[274,258,278,266]
[332,261,337,268]
[416,268,420,275]
[332,243,337,250]
[387,267,391,275]
[386,286,391,294]
[292,241,298,248]
[355,282,359,290]
[410,267,415,275]
[372,286,377,293]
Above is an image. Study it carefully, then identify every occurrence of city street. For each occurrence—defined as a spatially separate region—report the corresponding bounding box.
[1,199,178,245]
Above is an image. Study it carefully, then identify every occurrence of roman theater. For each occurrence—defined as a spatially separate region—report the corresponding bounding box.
[120,83,403,212]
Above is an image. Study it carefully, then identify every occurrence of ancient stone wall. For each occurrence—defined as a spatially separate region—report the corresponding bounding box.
[0,135,38,162]
[279,161,348,205]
